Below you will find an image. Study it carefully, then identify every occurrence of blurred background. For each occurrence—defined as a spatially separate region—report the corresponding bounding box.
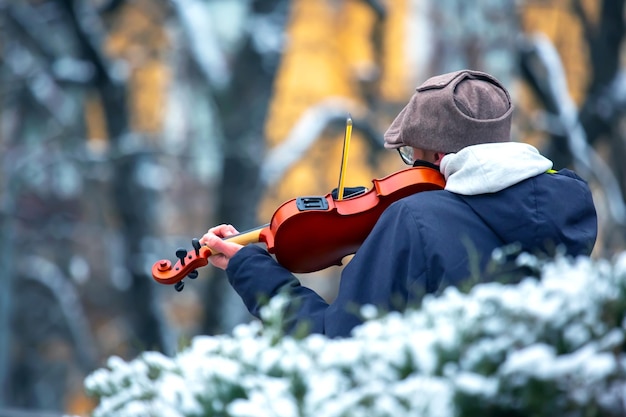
[1,0,625,415]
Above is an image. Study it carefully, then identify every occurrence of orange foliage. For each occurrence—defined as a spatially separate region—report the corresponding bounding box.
[85,0,171,139]
[520,0,599,104]
[85,91,108,144]
[130,62,171,134]
[380,0,414,101]
[260,0,403,222]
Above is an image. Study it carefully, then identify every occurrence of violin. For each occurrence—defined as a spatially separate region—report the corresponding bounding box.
[152,165,445,291]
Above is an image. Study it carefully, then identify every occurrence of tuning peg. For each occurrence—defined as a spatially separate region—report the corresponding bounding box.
[187,270,198,279]
[192,238,201,256]
[175,248,187,266]
[174,281,184,292]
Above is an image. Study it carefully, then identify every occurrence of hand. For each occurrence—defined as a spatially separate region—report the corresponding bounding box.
[199,224,244,270]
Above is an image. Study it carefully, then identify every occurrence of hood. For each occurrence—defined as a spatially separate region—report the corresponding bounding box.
[440,142,553,195]
[440,142,597,256]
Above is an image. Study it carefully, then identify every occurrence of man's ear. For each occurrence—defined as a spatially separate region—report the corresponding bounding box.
[434,152,446,165]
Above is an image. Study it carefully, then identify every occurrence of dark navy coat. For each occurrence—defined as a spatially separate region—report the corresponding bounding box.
[226,169,597,338]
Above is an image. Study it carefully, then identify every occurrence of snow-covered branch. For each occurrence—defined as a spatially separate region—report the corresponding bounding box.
[86,253,626,417]
[522,33,626,225]
[171,0,249,90]
[260,97,361,188]
[19,256,98,372]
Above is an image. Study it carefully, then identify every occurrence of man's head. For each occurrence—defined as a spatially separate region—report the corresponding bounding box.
[384,69,513,155]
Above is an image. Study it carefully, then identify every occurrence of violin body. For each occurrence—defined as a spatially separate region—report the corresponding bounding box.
[152,166,445,287]
[263,166,444,272]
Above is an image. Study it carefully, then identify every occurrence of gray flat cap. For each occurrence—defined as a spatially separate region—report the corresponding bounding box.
[384,69,513,153]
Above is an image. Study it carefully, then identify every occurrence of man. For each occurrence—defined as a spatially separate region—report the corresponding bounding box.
[200,69,597,338]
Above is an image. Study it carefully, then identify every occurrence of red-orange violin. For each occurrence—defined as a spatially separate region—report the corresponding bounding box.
[152,166,445,291]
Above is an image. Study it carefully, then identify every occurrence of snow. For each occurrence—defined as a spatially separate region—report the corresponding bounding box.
[85,254,626,416]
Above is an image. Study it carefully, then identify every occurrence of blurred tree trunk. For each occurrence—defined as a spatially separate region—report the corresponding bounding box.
[0,100,19,408]
[577,0,626,197]
[428,0,519,83]
[0,5,167,411]
[201,0,290,334]
[64,0,164,352]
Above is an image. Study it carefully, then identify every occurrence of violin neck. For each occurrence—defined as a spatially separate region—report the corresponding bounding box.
[224,223,269,246]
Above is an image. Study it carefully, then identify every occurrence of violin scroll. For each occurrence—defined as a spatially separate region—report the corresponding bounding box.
[152,239,213,288]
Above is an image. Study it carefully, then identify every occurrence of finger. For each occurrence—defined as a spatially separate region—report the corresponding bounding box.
[222,224,239,237]
[203,233,243,257]
[207,224,239,238]
[203,234,243,271]
[199,224,227,245]
[207,254,228,270]
[198,230,216,246]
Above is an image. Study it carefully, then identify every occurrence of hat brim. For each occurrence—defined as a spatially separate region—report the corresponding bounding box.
[383,104,408,149]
